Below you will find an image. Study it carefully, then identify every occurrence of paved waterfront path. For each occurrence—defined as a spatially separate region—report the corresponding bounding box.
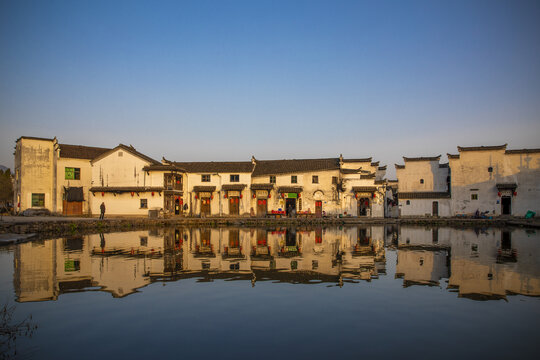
[1,215,539,238]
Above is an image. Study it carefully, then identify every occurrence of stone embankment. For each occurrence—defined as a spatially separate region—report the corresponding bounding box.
[0,215,538,240]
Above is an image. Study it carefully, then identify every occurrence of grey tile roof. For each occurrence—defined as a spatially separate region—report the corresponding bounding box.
[89,186,164,193]
[505,148,540,154]
[277,186,303,193]
[142,164,185,172]
[250,183,274,190]
[222,184,247,191]
[342,157,372,163]
[403,156,441,162]
[457,144,507,152]
[398,192,451,199]
[352,186,377,192]
[252,158,340,176]
[58,144,110,160]
[173,161,254,173]
[192,186,217,192]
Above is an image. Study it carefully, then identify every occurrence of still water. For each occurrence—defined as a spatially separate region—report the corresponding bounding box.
[0,226,539,359]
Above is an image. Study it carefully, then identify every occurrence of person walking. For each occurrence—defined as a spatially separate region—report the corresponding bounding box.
[100,202,106,220]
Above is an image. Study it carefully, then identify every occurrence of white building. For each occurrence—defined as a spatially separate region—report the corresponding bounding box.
[13,136,109,215]
[89,144,183,216]
[448,145,540,216]
[395,156,451,217]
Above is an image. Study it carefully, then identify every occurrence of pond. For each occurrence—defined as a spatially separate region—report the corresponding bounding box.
[0,225,538,359]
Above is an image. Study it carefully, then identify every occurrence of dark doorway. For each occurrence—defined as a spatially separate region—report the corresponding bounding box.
[315,201,322,218]
[174,197,181,215]
[286,198,296,216]
[257,199,267,216]
[432,201,439,216]
[358,198,370,216]
[201,198,211,216]
[229,197,240,215]
[501,196,511,215]
[285,228,297,247]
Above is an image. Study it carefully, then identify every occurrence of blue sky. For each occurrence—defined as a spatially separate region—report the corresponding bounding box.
[1,0,539,177]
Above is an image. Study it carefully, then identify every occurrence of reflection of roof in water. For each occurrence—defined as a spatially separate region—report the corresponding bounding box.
[403,280,441,288]
[458,293,508,301]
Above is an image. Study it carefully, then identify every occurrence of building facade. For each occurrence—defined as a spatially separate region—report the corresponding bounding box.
[448,145,540,216]
[14,136,539,218]
[395,156,451,217]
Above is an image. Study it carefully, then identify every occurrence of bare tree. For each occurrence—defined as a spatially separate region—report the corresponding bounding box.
[0,304,37,359]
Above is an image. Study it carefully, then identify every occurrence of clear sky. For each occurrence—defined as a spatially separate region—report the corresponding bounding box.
[1,0,539,178]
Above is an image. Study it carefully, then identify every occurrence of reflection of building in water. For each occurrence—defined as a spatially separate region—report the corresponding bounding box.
[20,226,540,301]
[447,229,540,300]
[14,226,389,301]
[395,227,540,299]
[14,229,179,301]
[395,249,449,287]
[14,239,58,302]
[341,226,386,281]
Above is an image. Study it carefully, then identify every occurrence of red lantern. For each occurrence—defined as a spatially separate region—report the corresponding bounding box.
[224,193,228,198]
[253,193,256,198]
[497,192,501,197]
[372,193,376,198]
[513,191,517,196]
[131,192,134,197]
[240,194,243,199]
[298,193,301,198]
[281,193,285,198]
[101,192,104,197]
[195,195,198,199]
[152,192,155,196]
[211,195,214,200]
[355,193,358,199]
[268,193,271,198]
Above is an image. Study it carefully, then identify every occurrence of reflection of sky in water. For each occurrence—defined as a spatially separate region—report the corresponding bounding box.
[0,226,539,359]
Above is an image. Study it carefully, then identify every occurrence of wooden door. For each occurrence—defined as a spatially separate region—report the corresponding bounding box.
[201,198,211,216]
[63,200,83,215]
[315,201,322,218]
[432,201,439,216]
[257,199,267,216]
[229,197,240,215]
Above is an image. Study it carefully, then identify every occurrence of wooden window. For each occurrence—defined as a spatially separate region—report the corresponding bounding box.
[312,175,318,184]
[201,174,211,182]
[65,167,80,180]
[406,200,410,205]
[269,175,276,184]
[291,175,297,184]
[32,193,45,207]
[230,174,239,182]
[332,176,338,184]
[140,199,148,208]
[420,179,424,184]
[118,151,123,157]
[488,167,493,173]
[471,194,478,200]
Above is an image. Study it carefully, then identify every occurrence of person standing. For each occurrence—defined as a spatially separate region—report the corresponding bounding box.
[100,202,106,220]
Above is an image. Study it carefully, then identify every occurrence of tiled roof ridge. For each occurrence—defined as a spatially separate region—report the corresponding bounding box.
[505,148,540,154]
[457,144,507,152]
[403,155,441,162]
[59,143,111,160]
